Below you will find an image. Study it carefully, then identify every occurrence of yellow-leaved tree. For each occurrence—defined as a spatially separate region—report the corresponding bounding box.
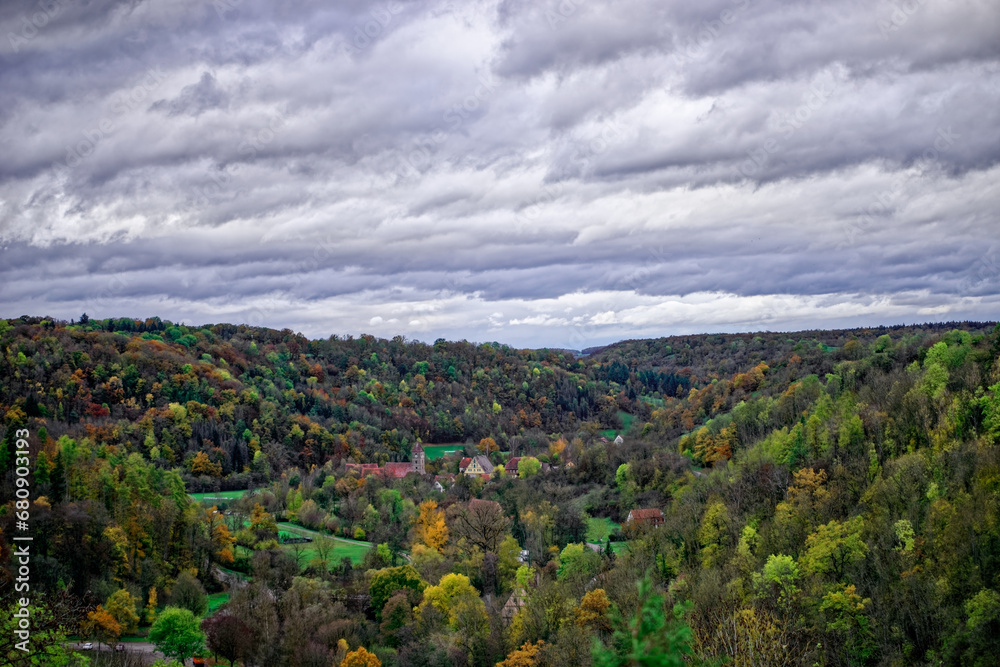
[339,646,381,667]
[414,499,449,552]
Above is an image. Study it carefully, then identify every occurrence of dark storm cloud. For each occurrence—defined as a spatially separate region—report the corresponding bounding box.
[0,0,998,346]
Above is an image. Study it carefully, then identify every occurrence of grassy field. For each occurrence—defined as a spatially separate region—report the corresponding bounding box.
[422,444,465,460]
[586,516,620,543]
[276,522,371,566]
[189,489,249,503]
[601,411,635,439]
[206,592,229,615]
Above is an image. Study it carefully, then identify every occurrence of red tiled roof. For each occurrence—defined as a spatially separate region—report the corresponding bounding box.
[383,462,413,478]
[459,457,472,470]
[505,457,522,472]
[628,508,664,522]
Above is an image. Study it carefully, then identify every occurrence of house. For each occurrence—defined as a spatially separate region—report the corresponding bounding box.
[459,457,473,474]
[464,455,495,478]
[504,457,522,475]
[344,442,426,479]
[502,587,527,624]
[345,463,383,478]
[614,435,624,445]
[434,473,456,491]
[626,508,664,526]
[383,462,414,479]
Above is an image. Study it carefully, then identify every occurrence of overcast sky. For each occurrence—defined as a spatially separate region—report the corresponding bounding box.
[1,0,998,348]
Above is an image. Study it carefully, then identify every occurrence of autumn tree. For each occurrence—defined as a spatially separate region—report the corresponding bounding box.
[577,589,613,635]
[104,589,140,636]
[417,573,485,630]
[340,646,382,667]
[498,640,546,667]
[414,499,449,552]
[82,606,122,649]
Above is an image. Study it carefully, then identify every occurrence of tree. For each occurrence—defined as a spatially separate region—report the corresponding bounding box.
[169,571,208,617]
[1,596,86,667]
[146,587,158,625]
[800,517,868,580]
[227,581,279,666]
[577,589,613,634]
[478,437,499,454]
[148,607,206,664]
[249,502,279,547]
[498,640,546,667]
[202,613,253,667]
[454,499,511,553]
[518,457,541,479]
[190,450,223,477]
[369,565,427,621]
[340,646,382,667]
[415,499,449,552]
[418,573,484,630]
[104,589,140,636]
[592,577,694,667]
[557,543,601,581]
[82,605,122,649]
[753,554,800,608]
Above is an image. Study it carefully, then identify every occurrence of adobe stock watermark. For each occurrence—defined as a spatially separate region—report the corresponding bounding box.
[394,71,500,178]
[12,427,33,653]
[877,0,930,39]
[339,3,406,56]
[241,231,343,327]
[514,117,624,228]
[737,70,841,179]
[961,252,999,292]
[6,0,71,53]
[672,0,752,67]
[842,126,959,247]
[51,67,168,174]
[544,0,588,30]
[191,110,287,208]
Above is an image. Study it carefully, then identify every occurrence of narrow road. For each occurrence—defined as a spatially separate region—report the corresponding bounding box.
[276,521,373,548]
[69,641,164,660]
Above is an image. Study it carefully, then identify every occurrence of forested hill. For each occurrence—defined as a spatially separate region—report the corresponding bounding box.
[2,315,1000,666]
[2,317,993,493]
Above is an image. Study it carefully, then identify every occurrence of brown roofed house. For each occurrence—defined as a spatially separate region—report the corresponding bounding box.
[504,457,522,475]
[626,508,664,526]
[464,455,495,478]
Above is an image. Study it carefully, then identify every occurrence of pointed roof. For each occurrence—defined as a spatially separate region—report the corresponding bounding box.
[471,455,495,473]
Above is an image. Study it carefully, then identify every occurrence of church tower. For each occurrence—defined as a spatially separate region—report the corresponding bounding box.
[412,442,425,475]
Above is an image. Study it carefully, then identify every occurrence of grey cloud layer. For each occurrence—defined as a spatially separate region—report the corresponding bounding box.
[0,0,997,346]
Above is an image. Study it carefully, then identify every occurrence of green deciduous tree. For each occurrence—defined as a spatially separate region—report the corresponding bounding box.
[148,607,206,664]
[369,565,426,621]
[800,517,868,580]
